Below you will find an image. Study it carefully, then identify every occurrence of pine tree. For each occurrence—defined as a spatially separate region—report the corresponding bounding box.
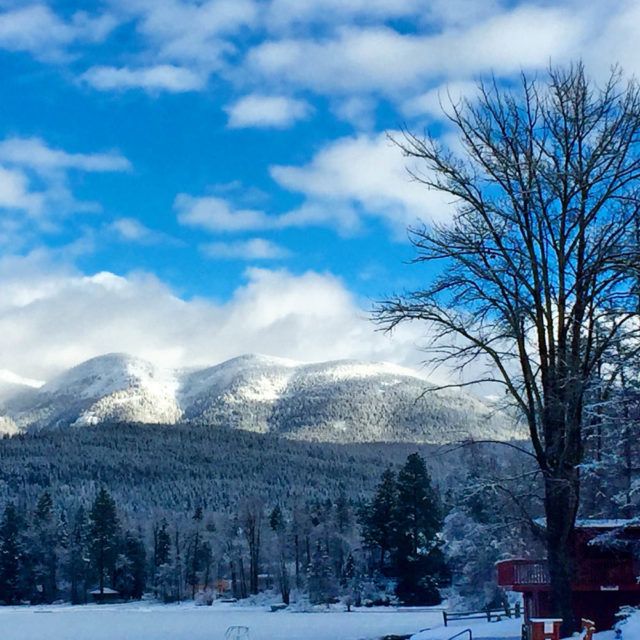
[89,488,119,598]
[335,492,351,535]
[31,491,58,603]
[0,503,27,604]
[395,453,441,558]
[308,541,337,605]
[341,552,361,610]
[394,453,443,605]
[152,519,171,597]
[66,506,90,604]
[116,531,146,600]
[360,467,397,571]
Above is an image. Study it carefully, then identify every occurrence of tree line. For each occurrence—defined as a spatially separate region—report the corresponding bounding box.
[0,453,449,607]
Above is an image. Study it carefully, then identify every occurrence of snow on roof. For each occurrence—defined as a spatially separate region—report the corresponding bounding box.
[89,587,119,595]
[534,518,640,529]
[575,519,640,529]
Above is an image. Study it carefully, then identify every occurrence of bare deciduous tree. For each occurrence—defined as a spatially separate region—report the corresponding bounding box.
[240,497,264,595]
[377,64,640,634]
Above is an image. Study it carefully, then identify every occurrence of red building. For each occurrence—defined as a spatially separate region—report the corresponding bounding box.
[496,520,640,632]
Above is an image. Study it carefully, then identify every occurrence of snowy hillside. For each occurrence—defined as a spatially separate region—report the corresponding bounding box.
[0,353,519,443]
[1,354,181,433]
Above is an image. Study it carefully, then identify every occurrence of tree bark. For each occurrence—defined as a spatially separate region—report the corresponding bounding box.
[544,468,579,636]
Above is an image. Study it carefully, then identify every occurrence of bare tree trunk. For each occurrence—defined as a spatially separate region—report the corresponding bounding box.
[230,560,238,599]
[545,471,579,636]
[294,532,300,588]
[238,556,248,599]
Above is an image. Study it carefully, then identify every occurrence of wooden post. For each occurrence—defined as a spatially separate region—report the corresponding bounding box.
[581,619,595,640]
[443,611,448,627]
[515,603,521,618]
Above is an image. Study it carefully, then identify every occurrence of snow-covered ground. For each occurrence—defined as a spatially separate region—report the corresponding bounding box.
[3,600,638,640]
[615,608,640,640]
[0,601,524,640]
[410,616,521,640]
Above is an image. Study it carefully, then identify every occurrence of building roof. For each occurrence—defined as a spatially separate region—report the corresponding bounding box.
[533,518,640,530]
[89,587,119,595]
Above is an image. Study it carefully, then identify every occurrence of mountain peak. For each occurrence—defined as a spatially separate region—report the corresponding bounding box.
[0,353,520,443]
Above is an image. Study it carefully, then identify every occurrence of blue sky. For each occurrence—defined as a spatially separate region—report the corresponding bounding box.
[0,0,637,381]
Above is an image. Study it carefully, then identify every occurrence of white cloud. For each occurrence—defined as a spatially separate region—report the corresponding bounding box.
[201,237,290,260]
[247,6,582,94]
[0,4,115,61]
[82,64,205,93]
[270,132,455,230]
[0,137,131,174]
[264,0,504,31]
[107,218,175,246]
[331,96,377,129]
[0,137,132,240]
[101,0,259,82]
[226,94,312,129]
[175,194,272,232]
[264,0,427,30]
[175,191,362,236]
[0,166,43,214]
[402,80,479,119]
[0,252,425,382]
[176,132,453,236]
[579,2,640,81]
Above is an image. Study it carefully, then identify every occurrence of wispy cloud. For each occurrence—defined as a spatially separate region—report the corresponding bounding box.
[226,94,313,129]
[0,166,43,215]
[107,218,178,246]
[201,237,291,260]
[123,0,259,65]
[0,137,132,240]
[402,80,479,119]
[175,195,272,232]
[0,137,131,174]
[175,192,361,236]
[176,131,455,237]
[82,65,206,93]
[0,4,115,62]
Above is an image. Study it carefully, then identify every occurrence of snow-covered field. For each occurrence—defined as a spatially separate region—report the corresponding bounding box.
[5,600,635,640]
[0,601,522,640]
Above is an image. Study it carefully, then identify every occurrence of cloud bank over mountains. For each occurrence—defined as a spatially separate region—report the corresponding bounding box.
[0,250,424,382]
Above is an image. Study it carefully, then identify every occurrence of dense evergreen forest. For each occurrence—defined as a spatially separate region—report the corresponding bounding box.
[0,421,523,513]
[0,413,636,610]
[0,422,537,607]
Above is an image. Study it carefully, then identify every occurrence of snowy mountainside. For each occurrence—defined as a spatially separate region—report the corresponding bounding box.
[0,353,518,443]
[2,354,181,432]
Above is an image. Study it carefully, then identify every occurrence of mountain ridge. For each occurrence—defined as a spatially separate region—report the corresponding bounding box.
[0,353,520,443]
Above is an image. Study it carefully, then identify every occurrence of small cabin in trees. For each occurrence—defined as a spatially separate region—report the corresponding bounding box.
[496,520,640,632]
[89,587,120,603]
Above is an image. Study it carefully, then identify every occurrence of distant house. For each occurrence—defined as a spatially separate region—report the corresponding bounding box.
[497,520,640,632]
[89,587,120,603]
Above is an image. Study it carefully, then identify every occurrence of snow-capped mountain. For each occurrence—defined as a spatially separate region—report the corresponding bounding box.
[0,353,519,443]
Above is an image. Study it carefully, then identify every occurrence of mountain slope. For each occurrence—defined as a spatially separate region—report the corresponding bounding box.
[0,353,519,443]
[3,354,181,432]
